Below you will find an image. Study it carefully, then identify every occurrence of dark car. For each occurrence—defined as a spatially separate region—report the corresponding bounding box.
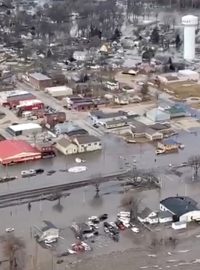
[99,213,108,221]
[35,169,44,174]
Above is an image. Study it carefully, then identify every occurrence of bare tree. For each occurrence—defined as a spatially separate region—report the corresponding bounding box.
[150,232,178,251]
[120,191,141,221]
[0,235,26,270]
[140,82,149,97]
[188,155,200,179]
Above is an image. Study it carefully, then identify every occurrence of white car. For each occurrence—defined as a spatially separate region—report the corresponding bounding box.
[21,169,36,177]
[5,227,14,233]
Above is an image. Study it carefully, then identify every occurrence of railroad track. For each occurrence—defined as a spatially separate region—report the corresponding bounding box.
[0,171,129,208]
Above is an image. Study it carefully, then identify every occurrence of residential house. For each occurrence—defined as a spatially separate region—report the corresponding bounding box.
[56,135,102,155]
[157,139,179,151]
[160,196,200,222]
[130,120,163,141]
[56,137,78,155]
[137,207,158,224]
[72,135,102,153]
[103,119,128,129]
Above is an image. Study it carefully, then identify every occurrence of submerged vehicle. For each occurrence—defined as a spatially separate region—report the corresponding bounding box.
[21,169,36,177]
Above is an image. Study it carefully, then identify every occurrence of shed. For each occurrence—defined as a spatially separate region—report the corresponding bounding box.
[172,221,187,230]
[146,108,170,123]
[158,211,173,223]
[45,86,73,97]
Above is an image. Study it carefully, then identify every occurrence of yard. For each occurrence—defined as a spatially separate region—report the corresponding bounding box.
[164,82,200,99]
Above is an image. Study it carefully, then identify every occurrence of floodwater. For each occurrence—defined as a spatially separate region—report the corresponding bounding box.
[1,130,200,268]
[1,130,200,195]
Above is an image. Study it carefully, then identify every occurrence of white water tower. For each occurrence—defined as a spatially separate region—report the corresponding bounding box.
[182,15,198,61]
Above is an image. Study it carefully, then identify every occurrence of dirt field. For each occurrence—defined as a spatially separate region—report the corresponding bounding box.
[165,82,200,99]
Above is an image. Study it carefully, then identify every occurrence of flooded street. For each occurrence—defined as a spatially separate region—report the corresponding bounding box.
[1,130,200,269]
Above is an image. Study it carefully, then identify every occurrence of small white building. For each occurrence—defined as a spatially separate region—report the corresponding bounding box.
[138,208,158,224]
[7,123,42,136]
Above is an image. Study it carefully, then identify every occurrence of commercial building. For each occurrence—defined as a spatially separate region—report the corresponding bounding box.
[2,90,36,108]
[0,140,41,165]
[29,72,53,90]
[7,123,42,136]
[44,112,66,129]
[45,86,73,97]
[90,110,127,126]
[160,196,200,222]
[64,96,98,111]
[16,99,44,115]
[165,105,187,119]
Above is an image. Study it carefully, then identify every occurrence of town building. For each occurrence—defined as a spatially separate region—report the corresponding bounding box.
[45,86,73,98]
[56,137,78,155]
[157,139,180,152]
[56,135,102,155]
[160,196,200,222]
[72,135,102,153]
[54,122,88,136]
[2,90,36,108]
[146,108,170,123]
[7,123,42,136]
[103,119,128,129]
[131,120,163,141]
[90,110,127,126]
[44,112,66,129]
[16,99,44,116]
[29,73,53,90]
[64,96,98,111]
[0,140,41,165]
[137,208,158,224]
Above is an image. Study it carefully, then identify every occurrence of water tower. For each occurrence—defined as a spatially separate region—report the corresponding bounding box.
[182,15,198,61]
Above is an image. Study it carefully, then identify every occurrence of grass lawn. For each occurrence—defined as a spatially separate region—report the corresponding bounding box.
[164,82,200,99]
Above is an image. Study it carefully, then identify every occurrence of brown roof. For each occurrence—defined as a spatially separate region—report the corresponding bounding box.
[72,135,101,145]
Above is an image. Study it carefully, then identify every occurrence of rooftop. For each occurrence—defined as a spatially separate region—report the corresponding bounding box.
[90,110,127,119]
[73,135,101,144]
[138,207,153,219]
[0,140,39,160]
[8,123,42,132]
[160,196,198,216]
[56,137,73,148]
[29,72,51,81]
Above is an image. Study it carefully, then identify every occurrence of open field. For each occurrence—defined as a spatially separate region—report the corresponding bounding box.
[165,82,200,99]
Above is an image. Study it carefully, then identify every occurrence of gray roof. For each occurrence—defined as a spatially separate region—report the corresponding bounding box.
[55,122,86,134]
[138,207,153,219]
[29,72,51,81]
[56,137,72,148]
[73,135,101,144]
[158,211,173,219]
[160,196,198,217]
[105,119,128,126]
[91,110,127,119]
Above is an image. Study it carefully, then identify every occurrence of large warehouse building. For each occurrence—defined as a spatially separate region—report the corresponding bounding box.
[160,196,200,222]
[7,123,42,136]
[0,140,41,165]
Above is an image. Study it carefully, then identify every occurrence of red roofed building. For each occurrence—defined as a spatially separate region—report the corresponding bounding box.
[0,140,41,165]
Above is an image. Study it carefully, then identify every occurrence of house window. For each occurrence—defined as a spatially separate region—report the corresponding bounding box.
[88,143,91,146]
[94,142,97,145]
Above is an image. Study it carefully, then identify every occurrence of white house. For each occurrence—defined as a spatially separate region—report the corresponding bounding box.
[56,137,78,155]
[158,211,173,223]
[137,207,158,224]
[72,135,102,153]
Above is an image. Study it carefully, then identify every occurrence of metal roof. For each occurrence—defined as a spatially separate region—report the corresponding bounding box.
[8,123,42,132]
[73,135,101,144]
[160,196,198,217]
[29,72,51,81]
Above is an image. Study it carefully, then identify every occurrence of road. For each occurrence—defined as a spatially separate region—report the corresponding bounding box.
[16,81,104,137]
